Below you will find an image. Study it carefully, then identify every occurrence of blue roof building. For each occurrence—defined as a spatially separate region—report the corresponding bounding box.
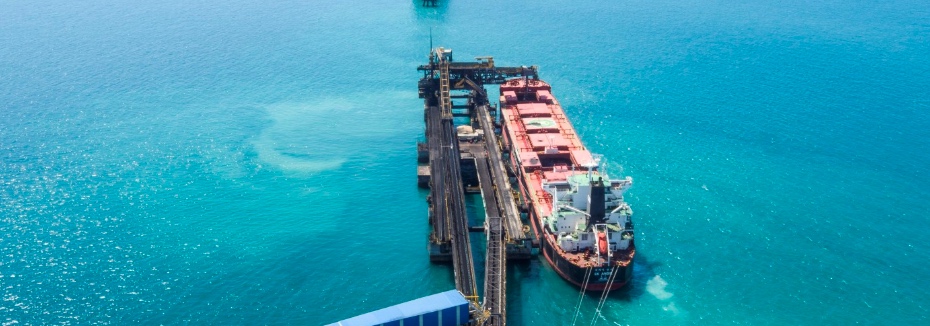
[328,290,471,326]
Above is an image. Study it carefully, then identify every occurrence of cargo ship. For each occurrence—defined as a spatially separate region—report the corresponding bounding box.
[498,78,635,291]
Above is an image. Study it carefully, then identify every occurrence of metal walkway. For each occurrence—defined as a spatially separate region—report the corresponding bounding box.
[426,105,477,300]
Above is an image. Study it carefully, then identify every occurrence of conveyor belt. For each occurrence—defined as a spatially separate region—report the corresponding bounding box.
[461,141,507,324]
[427,103,477,299]
[433,58,477,300]
[473,151,501,218]
[476,105,525,241]
[483,213,505,326]
[442,116,477,299]
[426,105,450,243]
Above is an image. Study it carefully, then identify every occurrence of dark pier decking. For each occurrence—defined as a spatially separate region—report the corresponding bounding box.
[418,48,538,326]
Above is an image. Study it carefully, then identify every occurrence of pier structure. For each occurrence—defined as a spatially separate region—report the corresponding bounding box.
[418,48,538,325]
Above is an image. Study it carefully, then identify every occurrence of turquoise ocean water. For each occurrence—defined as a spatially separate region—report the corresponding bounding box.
[2,0,929,324]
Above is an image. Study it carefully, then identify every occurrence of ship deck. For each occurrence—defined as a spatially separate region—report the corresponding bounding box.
[499,78,594,221]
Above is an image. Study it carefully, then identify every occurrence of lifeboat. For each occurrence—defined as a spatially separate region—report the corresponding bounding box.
[597,232,608,255]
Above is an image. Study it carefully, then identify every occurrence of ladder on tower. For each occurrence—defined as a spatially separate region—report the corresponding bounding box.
[440,60,453,120]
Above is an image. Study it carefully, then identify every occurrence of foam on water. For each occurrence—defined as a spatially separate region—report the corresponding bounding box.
[646,275,673,301]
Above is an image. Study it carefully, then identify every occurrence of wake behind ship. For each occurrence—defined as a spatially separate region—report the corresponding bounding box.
[499,78,635,291]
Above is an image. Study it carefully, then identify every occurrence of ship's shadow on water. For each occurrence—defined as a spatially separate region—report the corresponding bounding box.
[579,253,662,302]
[503,259,536,326]
[503,253,662,302]
[502,254,665,325]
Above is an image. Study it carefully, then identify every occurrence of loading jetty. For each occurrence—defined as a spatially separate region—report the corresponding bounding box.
[417,48,538,326]
[331,48,536,326]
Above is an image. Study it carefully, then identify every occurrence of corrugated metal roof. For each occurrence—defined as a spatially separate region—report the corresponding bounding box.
[328,290,468,326]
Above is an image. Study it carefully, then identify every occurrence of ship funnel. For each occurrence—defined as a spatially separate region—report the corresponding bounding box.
[587,179,606,225]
